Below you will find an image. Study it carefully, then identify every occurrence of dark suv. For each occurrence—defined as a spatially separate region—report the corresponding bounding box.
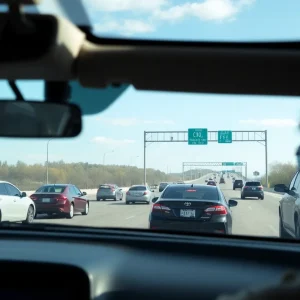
[233,180,243,190]
[241,181,264,200]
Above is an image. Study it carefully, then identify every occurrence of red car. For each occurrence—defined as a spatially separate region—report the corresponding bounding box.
[207,180,216,186]
[30,184,89,219]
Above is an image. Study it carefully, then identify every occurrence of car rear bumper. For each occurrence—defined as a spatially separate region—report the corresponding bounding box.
[242,191,264,197]
[126,196,150,202]
[97,194,116,199]
[234,185,243,189]
[149,220,229,234]
[35,203,68,214]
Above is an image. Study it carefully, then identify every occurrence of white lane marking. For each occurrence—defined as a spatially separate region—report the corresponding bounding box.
[248,206,252,210]
[268,225,278,234]
[126,216,135,220]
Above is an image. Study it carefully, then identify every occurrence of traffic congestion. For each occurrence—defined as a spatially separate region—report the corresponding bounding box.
[0,172,274,238]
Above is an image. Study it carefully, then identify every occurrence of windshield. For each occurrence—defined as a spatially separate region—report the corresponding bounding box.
[0,0,299,242]
[245,182,261,186]
[16,0,300,42]
[162,186,219,200]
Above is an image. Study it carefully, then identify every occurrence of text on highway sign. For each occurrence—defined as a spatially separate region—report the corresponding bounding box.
[188,128,208,145]
[218,131,232,143]
[222,162,244,166]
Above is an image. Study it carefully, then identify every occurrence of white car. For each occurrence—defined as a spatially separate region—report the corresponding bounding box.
[0,181,36,223]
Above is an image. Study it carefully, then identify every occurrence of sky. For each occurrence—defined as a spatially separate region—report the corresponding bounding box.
[1,0,300,178]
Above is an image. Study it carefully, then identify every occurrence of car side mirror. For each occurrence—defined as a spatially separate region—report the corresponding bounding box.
[228,199,238,207]
[152,197,159,203]
[82,191,87,196]
[21,192,27,197]
[274,184,288,193]
[151,190,155,192]
[119,188,122,191]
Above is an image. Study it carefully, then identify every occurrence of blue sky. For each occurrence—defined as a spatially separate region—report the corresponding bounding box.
[1,0,300,177]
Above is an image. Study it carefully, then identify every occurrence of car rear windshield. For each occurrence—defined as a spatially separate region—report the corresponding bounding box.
[129,186,146,191]
[245,182,261,186]
[235,180,243,183]
[161,186,219,200]
[160,182,168,186]
[36,185,67,193]
[99,185,112,189]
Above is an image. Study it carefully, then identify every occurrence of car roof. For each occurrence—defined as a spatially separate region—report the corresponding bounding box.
[167,183,218,189]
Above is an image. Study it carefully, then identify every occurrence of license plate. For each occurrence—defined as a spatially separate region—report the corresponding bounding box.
[252,188,256,190]
[42,198,51,203]
[180,209,196,218]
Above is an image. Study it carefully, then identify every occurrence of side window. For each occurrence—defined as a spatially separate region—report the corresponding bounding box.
[5,184,20,196]
[73,185,81,195]
[0,183,8,196]
[289,172,299,190]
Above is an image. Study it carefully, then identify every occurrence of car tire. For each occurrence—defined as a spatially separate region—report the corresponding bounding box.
[82,202,89,215]
[233,188,235,190]
[126,201,130,205]
[114,197,117,201]
[97,197,100,201]
[260,196,264,200]
[22,205,35,224]
[241,194,245,199]
[66,203,74,219]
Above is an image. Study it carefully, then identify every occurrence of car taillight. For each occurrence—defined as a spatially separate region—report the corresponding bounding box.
[143,191,148,195]
[204,205,227,215]
[126,191,130,195]
[111,188,115,192]
[258,186,263,190]
[30,195,37,201]
[152,203,171,212]
[244,186,248,189]
[56,195,67,203]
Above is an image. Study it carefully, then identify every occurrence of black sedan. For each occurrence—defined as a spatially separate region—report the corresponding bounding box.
[149,184,238,234]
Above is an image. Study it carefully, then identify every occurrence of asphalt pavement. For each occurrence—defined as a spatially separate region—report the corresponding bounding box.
[33,177,281,238]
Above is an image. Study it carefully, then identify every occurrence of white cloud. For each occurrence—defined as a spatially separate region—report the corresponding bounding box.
[239,119,297,127]
[84,0,168,12]
[94,19,155,36]
[98,117,175,126]
[91,136,135,145]
[154,0,255,22]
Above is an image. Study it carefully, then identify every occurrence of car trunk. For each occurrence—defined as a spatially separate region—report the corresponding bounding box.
[30,193,64,204]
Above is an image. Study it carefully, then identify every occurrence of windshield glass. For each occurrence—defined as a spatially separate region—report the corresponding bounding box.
[36,185,67,193]
[245,182,261,186]
[17,0,300,41]
[162,186,219,200]
[129,186,147,191]
[0,0,299,241]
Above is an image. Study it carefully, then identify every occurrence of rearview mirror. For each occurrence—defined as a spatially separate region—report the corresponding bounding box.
[152,197,159,203]
[228,199,238,207]
[274,184,288,193]
[21,192,27,197]
[0,101,82,137]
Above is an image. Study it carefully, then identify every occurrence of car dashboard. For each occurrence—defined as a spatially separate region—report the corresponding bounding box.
[0,226,298,300]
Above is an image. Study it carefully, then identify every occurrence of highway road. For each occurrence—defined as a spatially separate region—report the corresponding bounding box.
[33,177,281,238]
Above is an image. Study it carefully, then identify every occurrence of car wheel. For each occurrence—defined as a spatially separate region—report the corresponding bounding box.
[22,205,35,224]
[126,201,130,205]
[66,203,74,219]
[241,194,245,199]
[82,202,89,215]
[233,188,235,190]
[97,197,100,201]
[260,196,264,200]
[114,197,117,201]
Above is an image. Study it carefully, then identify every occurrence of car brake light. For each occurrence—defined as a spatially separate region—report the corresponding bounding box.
[258,186,263,190]
[143,191,148,195]
[126,191,130,195]
[111,187,115,192]
[152,203,171,212]
[204,205,227,215]
[30,195,37,201]
[56,195,67,203]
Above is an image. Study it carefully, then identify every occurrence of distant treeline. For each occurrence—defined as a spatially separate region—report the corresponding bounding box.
[0,160,213,191]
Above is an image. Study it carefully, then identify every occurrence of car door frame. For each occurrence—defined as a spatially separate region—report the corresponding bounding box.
[73,185,86,211]
[4,183,25,221]
[0,182,12,221]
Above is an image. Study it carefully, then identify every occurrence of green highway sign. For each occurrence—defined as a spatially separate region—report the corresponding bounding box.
[188,128,208,145]
[218,131,232,143]
[222,162,244,166]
